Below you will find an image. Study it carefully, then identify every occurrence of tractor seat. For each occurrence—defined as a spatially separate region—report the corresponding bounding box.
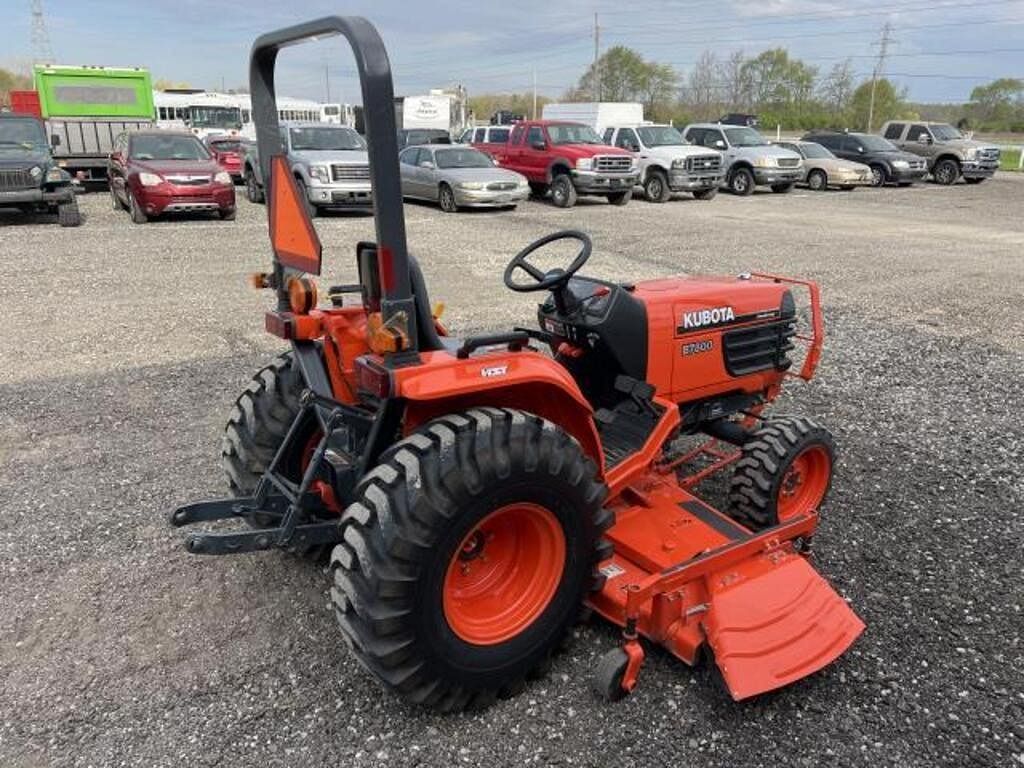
[409,255,461,354]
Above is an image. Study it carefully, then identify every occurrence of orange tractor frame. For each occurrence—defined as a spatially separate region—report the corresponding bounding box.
[172,15,863,709]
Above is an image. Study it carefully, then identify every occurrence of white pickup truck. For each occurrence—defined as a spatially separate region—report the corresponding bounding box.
[602,124,724,202]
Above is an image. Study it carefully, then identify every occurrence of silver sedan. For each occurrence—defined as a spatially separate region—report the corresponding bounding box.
[398,145,528,212]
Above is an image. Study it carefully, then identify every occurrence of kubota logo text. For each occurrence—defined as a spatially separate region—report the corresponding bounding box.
[682,306,735,330]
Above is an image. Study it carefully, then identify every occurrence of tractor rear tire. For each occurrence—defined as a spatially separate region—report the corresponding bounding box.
[221,352,325,557]
[330,407,612,711]
[728,416,835,531]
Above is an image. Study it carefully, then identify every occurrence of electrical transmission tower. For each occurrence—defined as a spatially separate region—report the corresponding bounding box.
[866,22,894,132]
[30,0,55,63]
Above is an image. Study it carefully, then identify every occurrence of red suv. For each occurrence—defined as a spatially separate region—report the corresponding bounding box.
[203,135,246,182]
[108,130,236,223]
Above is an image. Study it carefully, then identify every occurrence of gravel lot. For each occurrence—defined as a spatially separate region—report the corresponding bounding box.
[1,176,1021,768]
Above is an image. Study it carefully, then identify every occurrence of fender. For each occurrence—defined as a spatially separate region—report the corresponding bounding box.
[391,349,605,474]
[546,159,573,183]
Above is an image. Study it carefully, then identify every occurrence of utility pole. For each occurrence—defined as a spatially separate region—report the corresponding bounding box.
[532,68,538,119]
[325,64,331,103]
[867,22,894,132]
[30,0,54,64]
[593,12,601,101]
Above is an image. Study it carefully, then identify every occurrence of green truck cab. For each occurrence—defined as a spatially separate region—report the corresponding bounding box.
[0,113,80,226]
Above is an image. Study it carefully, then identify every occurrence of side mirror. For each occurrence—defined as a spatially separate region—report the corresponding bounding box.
[50,134,61,148]
[627,142,640,152]
[530,140,546,151]
[714,140,726,150]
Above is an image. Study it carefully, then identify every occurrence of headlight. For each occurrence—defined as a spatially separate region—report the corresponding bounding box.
[892,160,909,169]
[138,172,163,186]
[575,158,593,171]
[29,166,43,179]
[456,182,485,190]
[754,156,777,168]
[671,158,688,168]
[964,148,978,160]
[629,158,639,171]
[214,171,233,185]
[308,165,330,183]
[45,167,65,183]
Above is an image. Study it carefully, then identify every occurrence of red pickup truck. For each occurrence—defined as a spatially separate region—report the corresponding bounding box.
[491,120,639,207]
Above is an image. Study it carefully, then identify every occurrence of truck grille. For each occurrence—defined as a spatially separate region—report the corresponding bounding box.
[486,181,517,191]
[722,319,796,376]
[776,157,801,168]
[909,159,927,171]
[593,155,632,173]
[978,148,1001,162]
[331,164,370,181]
[685,155,722,173]
[0,167,36,191]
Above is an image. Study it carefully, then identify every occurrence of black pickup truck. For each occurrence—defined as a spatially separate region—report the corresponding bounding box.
[0,113,81,226]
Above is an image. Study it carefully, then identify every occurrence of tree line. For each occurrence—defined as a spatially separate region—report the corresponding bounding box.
[471,47,1024,134]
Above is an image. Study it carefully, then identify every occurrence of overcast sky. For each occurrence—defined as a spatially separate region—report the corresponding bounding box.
[3,0,1023,104]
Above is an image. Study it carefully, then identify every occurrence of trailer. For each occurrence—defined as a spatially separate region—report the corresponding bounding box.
[28,65,154,184]
[542,102,644,136]
[394,90,468,136]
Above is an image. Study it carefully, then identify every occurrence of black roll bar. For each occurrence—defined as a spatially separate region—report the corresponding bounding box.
[249,16,418,352]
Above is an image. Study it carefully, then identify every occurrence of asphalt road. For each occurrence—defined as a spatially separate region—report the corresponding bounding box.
[1,176,1022,768]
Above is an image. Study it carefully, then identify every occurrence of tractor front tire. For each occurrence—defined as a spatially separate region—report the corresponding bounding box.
[728,416,835,530]
[330,408,612,711]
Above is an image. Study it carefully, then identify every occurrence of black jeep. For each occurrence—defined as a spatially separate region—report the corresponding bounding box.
[0,113,80,226]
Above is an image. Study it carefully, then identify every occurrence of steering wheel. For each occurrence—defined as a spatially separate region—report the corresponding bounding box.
[503,230,592,293]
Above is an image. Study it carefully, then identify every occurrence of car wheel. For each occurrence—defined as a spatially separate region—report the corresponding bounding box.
[643,170,671,203]
[295,177,317,218]
[807,169,828,191]
[109,184,123,211]
[129,192,148,224]
[438,183,458,213]
[550,174,577,208]
[245,168,264,203]
[58,199,81,227]
[728,167,755,196]
[932,158,960,185]
[869,165,886,187]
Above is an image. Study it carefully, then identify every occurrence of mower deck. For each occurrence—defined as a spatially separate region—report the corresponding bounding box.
[589,468,864,699]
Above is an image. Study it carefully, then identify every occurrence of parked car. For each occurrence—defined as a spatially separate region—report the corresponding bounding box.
[718,113,759,127]
[108,130,235,223]
[489,119,638,207]
[801,131,927,187]
[0,112,80,226]
[243,123,371,216]
[774,140,871,191]
[602,123,723,202]
[682,123,802,195]
[397,128,451,150]
[203,135,247,182]
[398,144,528,212]
[879,120,1001,185]
[458,125,512,158]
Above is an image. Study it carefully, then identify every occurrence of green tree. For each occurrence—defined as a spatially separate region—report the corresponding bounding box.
[569,46,678,117]
[967,78,1023,130]
[849,78,907,131]
[0,67,32,107]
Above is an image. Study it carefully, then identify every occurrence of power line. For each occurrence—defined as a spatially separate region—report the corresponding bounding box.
[29,0,54,64]
[868,22,896,131]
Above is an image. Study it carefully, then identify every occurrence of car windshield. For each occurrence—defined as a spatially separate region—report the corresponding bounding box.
[547,123,602,145]
[637,126,685,147]
[289,127,366,151]
[930,124,963,140]
[858,135,899,151]
[0,118,47,149]
[405,130,450,145]
[131,134,209,161]
[724,127,768,147]
[798,142,833,159]
[434,147,493,169]
[189,106,242,129]
[322,105,340,116]
[209,139,243,153]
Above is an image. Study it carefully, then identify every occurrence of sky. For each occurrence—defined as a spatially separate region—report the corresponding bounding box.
[3,0,1023,104]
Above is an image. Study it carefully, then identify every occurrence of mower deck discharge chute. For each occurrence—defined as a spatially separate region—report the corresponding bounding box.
[172,14,864,708]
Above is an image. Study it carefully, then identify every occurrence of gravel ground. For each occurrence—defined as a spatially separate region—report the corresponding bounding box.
[1,175,1021,768]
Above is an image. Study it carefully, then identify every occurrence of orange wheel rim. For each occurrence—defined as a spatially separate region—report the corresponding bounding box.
[777,446,831,521]
[443,503,566,645]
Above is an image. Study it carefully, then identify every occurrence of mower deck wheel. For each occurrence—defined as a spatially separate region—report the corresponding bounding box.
[591,647,631,702]
[728,416,835,530]
[330,407,613,712]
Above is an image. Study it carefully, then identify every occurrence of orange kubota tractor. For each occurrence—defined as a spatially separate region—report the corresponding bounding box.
[172,16,864,709]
